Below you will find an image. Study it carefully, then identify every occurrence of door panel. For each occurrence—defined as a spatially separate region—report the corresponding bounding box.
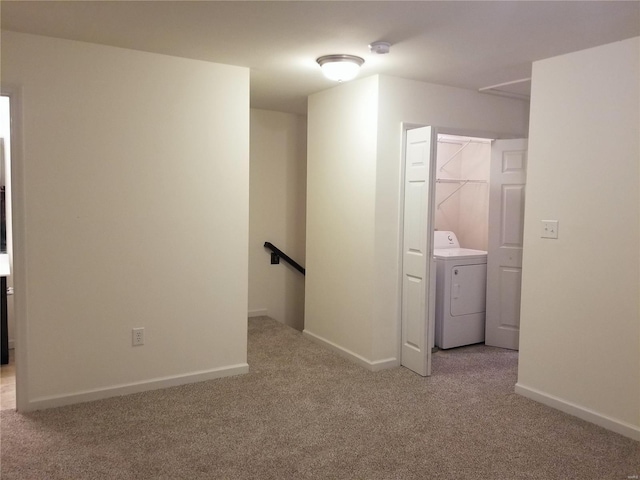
[499,268,522,329]
[404,275,423,349]
[501,185,525,246]
[401,126,436,376]
[405,182,427,252]
[485,139,528,350]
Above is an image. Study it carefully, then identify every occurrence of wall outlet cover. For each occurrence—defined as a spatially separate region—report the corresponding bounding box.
[541,220,559,239]
[132,327,145,346]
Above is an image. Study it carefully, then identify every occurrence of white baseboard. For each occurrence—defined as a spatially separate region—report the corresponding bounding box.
[248,309,268,318]
[25,363,249,412]
[302,329,398,372]
[515,383,640,441]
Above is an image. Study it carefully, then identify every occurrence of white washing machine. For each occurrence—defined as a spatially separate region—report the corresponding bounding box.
[434,231,488,349]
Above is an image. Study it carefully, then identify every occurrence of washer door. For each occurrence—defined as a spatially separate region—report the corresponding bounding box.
[450,264,487,316]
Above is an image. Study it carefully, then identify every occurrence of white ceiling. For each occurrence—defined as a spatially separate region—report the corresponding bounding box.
[2,1,639,114]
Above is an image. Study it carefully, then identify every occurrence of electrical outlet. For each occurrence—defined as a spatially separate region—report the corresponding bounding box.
[541,220,559,239]
[132,327,144,346]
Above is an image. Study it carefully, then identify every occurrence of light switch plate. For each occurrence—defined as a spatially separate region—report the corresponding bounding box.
[541,220,559,239]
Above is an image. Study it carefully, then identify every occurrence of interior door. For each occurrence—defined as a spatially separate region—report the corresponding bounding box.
[401,126,436,376]
[485,139,528,350]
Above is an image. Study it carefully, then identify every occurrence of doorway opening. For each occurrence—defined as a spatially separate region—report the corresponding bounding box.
[433,134,491,352]
[0,95,15,410]
[400,126,527,377]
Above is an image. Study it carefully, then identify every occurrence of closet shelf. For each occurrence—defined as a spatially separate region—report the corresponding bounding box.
[436,178,487,209]
[436,179,487,184]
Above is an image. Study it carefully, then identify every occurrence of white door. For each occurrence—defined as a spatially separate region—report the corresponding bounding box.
[401,126,436,376]
[485,139,528,350]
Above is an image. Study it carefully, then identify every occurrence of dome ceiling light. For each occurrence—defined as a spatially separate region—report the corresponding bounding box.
[316,54,365,82]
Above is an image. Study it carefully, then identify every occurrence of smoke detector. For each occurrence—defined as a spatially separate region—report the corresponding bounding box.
[369,41,391,55]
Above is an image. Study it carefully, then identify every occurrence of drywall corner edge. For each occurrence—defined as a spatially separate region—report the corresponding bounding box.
[303,329,398,372]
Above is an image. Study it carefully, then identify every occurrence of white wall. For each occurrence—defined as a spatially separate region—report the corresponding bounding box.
[248,109,307,330]
[1,31,250,410]
[306,74,529,366]
[304,76,379,363]
[517,37,640,439]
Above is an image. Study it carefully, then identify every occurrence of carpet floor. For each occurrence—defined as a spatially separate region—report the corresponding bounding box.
[1,317,638,479]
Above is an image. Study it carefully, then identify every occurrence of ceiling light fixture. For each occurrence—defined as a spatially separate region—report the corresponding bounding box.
[316,54,365,82]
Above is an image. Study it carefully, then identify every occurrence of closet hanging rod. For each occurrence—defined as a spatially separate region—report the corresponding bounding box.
[437,138,491,145]
[436,179,488,209]
[439,140,472,171]
[436,179,487,184]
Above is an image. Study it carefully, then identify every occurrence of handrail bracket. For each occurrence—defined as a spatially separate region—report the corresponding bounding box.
[264,242,306,275]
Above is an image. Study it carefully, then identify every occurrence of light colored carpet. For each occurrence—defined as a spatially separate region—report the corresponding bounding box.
[1,317,638,479]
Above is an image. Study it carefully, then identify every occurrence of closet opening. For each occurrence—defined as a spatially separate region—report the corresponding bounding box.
[400,127,527,377]
[433,134,491,351]
[0,94,15,411]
